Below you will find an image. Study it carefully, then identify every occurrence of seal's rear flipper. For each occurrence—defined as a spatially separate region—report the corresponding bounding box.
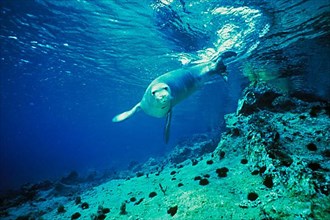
[220,51,237,59]
[112,103,141,122]
[164,111,172,144]
[215,51,237,81]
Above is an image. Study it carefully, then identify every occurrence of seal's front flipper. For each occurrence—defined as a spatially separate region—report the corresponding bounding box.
[112,103,141,122]
[214,51,237,81]
[164,110,172,144]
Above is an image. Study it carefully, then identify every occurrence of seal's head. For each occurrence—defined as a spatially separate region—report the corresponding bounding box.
[141,82,172,117]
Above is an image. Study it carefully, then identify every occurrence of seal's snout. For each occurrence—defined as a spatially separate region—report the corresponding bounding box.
[151,83,170,103]
[156,92,168,100]
[156,95,170,106]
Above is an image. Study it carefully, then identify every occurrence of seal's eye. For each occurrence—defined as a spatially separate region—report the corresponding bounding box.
[163,87,168,91]
[152,91,156,95]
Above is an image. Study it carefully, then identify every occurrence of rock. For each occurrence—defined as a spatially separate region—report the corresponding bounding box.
[236,82,283,115]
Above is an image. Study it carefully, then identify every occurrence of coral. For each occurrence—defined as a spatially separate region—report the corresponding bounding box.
[91,206,111,220]
[168,134,218,164]
[159,183,167,195]
[71,212,81,219]
[206,160,213,165]
[167,205,178,217]
[241,159,248,164]
[309,105,322,117]
[120,202,127,215]
[216,167,229,177]
[134,198,144,205]
[93,214,106,220]
[307,162,321,171]
[263,175,274,188]
[16,215,30,220]
[203,174,210,178]
[136,172,144,177]
[57,204,65,213]
[102,208,110,214]
[75,196,81,205]
[194,176,202,181]
[191,159,198,166]
[0,210,9,218]
[199,179,209,186]
[219,151,225,159]
[283,157,316,196]
[149,192,157,198]
[306,143,317,151]
[81,202,89,209]
[247,192,259,201]
[213,82,329,218]
[227,83,329,198]
[322,149,330,157]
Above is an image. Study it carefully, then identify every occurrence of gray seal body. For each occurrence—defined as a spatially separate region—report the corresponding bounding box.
[112,51,236,143]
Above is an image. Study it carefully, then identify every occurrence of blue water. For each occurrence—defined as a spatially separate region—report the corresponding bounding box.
[1,0,329,191]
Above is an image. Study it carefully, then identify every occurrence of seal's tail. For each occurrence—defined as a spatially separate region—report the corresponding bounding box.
[214,51,237,81]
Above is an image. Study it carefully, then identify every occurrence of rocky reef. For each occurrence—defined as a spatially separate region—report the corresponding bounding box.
[216,82,330,218]
[1,83,329,219]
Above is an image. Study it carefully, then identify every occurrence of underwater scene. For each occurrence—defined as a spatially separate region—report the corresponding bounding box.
[0,0,329,219]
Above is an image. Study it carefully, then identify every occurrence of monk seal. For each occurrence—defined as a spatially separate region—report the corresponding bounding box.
[112,51,237,143]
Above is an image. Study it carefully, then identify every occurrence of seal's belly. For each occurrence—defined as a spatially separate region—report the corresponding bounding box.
[141,105,168,118]
[161,70,203,106]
